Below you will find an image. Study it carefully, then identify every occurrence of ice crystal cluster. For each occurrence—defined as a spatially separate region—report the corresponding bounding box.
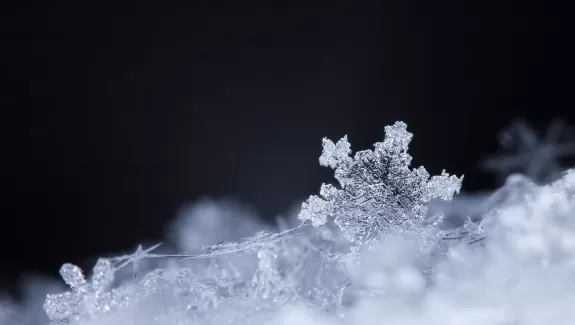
[2,120,575,325]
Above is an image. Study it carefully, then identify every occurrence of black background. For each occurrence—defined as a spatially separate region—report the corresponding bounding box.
[1,1,574,294]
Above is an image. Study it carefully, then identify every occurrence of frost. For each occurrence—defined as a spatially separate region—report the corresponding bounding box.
[299,121,463,244]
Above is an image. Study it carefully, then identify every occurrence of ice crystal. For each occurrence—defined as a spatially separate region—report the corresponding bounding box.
[110,243,164,278]
[252,246,285,301]
[43,244,182,323]
[137,267,221,319]
[441,216,488,245]
[180,227,302,261]
[483,119,575,183]
[299,121,463,244]
[43,259,129,323]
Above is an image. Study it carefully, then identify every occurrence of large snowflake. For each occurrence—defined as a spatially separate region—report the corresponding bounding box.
[298,121,463,244]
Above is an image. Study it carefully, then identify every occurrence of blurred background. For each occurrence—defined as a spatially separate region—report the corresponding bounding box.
[1,1,574,295]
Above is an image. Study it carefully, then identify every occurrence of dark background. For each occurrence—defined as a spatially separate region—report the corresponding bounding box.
[1,1,574,294]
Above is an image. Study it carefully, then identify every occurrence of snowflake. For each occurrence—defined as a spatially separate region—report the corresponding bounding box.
[43,259,132,323]
[483,119,575,183]
[43,244,173,323]
[299,121,463,244]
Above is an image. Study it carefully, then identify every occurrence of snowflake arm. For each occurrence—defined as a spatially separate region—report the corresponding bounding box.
[424,170,464,202]
[299,195,330,227]
[319,135,352,169]
[43,259,124,323]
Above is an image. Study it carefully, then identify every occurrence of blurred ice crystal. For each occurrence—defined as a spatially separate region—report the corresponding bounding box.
[440,172,539,246]
[299,121,463,244]
[441,216,488,245]
[483,118,575,183]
